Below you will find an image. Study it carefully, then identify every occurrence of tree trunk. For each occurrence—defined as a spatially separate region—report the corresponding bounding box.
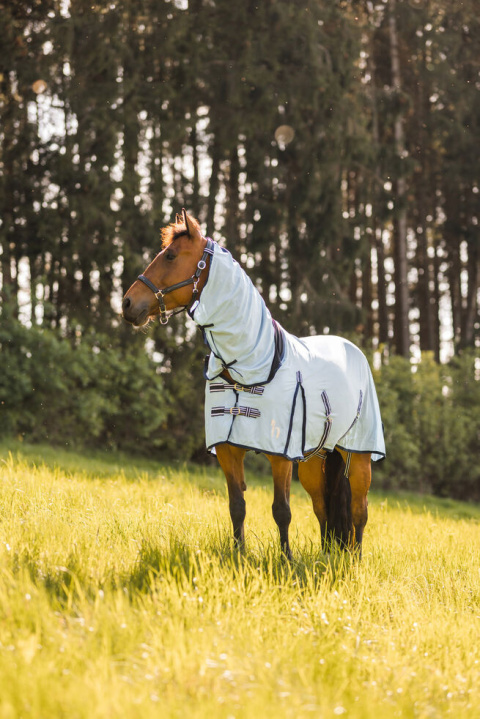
[389,0,410,357]
[190,124,200,218]
[366,15,389,348]
[225,145,240,253]
[206,134,221,235]
[432,240,442,362]
[462,237,479,348]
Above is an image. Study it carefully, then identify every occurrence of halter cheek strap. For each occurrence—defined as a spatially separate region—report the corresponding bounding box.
[137,238,215,325]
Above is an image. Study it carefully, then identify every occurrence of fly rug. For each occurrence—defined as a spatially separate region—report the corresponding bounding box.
[122,211,386,559]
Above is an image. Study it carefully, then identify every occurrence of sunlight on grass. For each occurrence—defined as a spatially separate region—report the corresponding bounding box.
[0,441,479,717]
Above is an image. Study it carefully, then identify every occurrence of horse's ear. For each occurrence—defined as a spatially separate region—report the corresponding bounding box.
[181,208,202,240]
[175,213,181,224]
[182,208,189,234]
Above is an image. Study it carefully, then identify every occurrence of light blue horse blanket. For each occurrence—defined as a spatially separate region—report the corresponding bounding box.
[189,242,385,462]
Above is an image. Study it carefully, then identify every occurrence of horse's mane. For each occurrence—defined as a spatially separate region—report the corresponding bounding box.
[161,215,201,249]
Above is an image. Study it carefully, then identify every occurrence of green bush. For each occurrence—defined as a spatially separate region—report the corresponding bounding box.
[373,351,480,500]
[0,319,170,455]
[1,316,479,500]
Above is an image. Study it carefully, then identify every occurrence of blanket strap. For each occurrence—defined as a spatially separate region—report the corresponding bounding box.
[302,447,328,462]
[301,448,352,478]
[344,451,352,478]
[211,406,261,419]
[299,390,332,463]
[209,382,265,395]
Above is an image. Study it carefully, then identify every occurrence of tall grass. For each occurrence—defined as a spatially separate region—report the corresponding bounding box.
[0,440,479,718]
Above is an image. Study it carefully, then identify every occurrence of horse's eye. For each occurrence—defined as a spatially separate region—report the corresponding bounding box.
[166,251,176,262]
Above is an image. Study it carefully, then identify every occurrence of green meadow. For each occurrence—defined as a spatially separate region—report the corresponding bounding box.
[0,440,479,718]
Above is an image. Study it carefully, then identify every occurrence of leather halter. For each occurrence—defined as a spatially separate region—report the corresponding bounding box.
[137,237,215,324]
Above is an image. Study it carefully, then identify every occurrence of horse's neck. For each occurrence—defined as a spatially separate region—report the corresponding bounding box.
[201,248,258,327]
[196,244,276,384]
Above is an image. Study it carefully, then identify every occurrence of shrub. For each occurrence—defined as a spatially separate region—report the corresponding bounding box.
[373,351,480,500]
[0,318,170,455]
[1,315,479,500]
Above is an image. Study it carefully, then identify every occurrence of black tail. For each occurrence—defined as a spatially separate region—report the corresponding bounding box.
[325,449,353,547]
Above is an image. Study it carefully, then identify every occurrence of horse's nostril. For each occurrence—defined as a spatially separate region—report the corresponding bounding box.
[123,296,131,311]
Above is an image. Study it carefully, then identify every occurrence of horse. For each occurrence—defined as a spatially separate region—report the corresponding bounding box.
[122,210,385,559]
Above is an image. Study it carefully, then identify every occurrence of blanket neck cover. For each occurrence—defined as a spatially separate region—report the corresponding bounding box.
[190,241,386,463]
[189,242,278,386]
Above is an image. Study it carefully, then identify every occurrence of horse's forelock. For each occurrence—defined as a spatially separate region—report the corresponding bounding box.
[160,215,200,248]
[161,222,185,248]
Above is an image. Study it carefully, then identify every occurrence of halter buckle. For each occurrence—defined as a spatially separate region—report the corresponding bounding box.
[139,237,214,326]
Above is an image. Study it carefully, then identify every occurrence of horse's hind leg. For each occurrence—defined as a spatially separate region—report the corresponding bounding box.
[215,443,247,548]
[266,454,293,560]
[337,449,372,555]
[297,455,328,547]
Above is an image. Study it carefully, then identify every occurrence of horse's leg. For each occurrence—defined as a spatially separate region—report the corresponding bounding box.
[266,454,293,560]
[215,443,247,548]
[337,449,372,555]
[297,455,328,548]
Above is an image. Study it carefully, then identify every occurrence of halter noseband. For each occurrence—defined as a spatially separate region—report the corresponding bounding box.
[137,238,215,325]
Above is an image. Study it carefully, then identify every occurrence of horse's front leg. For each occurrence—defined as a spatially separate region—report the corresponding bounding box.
[266,454,293,560]
[215,443,247,548]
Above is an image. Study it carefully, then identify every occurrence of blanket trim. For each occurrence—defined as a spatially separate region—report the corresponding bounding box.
[339,390,363,440]
[284,372,307,456]
[201,319,286,387]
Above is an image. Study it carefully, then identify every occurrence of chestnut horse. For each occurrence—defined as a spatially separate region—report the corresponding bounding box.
[122,210,384,558]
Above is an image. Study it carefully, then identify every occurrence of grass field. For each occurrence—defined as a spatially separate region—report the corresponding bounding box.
[0,440,479,718]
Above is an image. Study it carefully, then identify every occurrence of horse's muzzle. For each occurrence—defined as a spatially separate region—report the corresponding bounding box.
[122,296,149,326]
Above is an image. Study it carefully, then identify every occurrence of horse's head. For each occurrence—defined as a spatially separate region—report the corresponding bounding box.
[122,210,208,327]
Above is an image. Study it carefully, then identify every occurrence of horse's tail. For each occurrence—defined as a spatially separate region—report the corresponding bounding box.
[325,449,353,547]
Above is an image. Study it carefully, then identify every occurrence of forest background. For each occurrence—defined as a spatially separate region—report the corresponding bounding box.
[0,0,479,500]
